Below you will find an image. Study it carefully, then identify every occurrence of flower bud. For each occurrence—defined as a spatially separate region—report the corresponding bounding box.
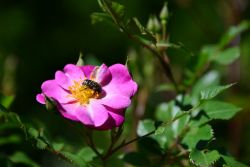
[146,16,154,32]
[160,2,169,21]
[153,15,161,33]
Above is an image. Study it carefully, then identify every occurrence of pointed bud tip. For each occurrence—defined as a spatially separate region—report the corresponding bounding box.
[160,2,169,20]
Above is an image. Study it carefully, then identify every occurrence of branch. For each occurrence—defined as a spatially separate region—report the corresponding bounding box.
[100,0,179,93]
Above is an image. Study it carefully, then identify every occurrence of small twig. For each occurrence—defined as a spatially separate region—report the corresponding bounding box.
[83,129,103,159]
[103,130,155,160]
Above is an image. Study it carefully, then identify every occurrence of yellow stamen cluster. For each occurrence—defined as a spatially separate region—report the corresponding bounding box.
[68,80,100,105]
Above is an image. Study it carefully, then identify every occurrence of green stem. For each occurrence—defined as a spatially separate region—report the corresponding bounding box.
[103,130,155,160]
[103,104,197,159]
[100,0,179,93]
[84,129,103,159]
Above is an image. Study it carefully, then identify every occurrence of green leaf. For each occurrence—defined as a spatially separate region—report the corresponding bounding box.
[52,142,64,151]
[154,126,166,135]
[28,127,51,150]
[155,102,174,122]
[137,119,155,136]
[62,151,87,167]
[77,147,96,162]
[36,139,47,150]
[90,12,112,24]
[126,18,156,44]
[219,21,250,48]
[110,1,125,20]
[0,135,22,146]
[200,83,234,100]
[0,95,15,109]
[0,104,8,112]
[99,0,125,23]
[202,101,241,120]
[123,152,150,166]
[192,71,220,97]
[182,125,214,149]
[0,112,25,130]
[155,101,190,137]
[9,151,40,167]
[221,155,248,167]
[28,128,39,138]
[126,17,143,34]
[190,149,220,167]
[212,47,240,65]
[183,45,218,87]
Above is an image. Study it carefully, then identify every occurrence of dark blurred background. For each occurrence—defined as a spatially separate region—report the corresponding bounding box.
[1,0,250,165]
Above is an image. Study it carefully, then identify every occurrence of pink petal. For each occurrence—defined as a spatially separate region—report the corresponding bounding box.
[91,64,111,86]
[104,80,138,97]
[99,94,131,109]
[108,109,125,127]
[41,80,74,103]
[55,71,72,90]
[36,93,46,104]
[57,102,79,121]
[103,64,138,97]
[63,64,85,81]
[95,107,125,130]
[81,65,95,79]
[87,100,109,127]
[75,107,94,126]
[109,64,132,83]
[59,102,94,125]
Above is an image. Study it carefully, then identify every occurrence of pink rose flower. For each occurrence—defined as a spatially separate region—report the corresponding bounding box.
[36,64,137,130]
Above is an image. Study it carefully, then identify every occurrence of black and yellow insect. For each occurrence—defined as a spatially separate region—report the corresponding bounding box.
[82,79,102,93]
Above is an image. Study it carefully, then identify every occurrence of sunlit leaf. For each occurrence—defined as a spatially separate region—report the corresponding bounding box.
[137,119,155,137]
[192,70,220,97]
[155,101,190,137]
[221,155,248,167]
[190,149,220,167]
[155,102,174,122]
[202,101,241,120]
[182,125,214,149]
[200,83,234,100]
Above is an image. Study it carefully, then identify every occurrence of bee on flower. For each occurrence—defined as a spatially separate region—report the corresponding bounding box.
[36,64,138,130]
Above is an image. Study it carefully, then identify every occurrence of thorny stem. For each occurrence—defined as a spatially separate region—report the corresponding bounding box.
[84,129,103,158]
[103,103,201,160]
[122,28,179,92]
[101,0,179,93]
[103,130,155,160]
[79,102,201,166]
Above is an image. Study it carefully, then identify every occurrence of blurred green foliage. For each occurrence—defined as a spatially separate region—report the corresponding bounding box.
[1,0,250,166]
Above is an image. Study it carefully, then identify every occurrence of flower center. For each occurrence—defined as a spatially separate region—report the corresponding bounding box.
[68,80,101,105]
